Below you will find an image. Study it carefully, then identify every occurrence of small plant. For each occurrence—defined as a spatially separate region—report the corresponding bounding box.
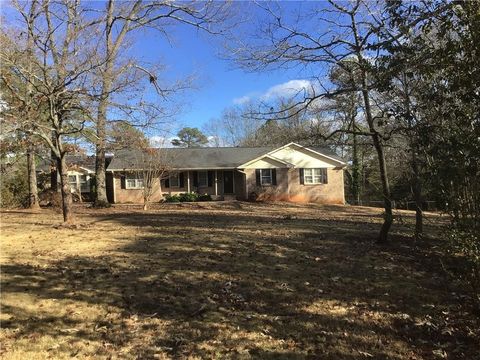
[163,192,212,203]
[178,192,199,202]
[164,194,180,203]
[197,194,212,202]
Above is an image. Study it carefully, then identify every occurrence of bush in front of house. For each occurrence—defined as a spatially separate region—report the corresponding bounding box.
[164,194,181,203]
[163,193,212,203]
[178,192,199,202]
[197,194,212,202]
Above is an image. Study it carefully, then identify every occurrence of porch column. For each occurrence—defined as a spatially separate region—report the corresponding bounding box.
[187,171,191,192]
[214,170,218,196]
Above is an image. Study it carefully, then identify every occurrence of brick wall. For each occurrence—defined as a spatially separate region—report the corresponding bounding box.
[244,167,344,204]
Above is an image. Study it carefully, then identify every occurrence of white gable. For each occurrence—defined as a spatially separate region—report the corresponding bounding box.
[268,145,339,168]
[239,143,344,169]
[244,157,288,169]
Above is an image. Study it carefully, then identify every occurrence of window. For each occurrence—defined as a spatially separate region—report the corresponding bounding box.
[304,168,327,184]
[79,175,89,192]
[69,175,78,191]
[169,172,179,187]
[198,171,208,187]
[126,173,144,189]
[261,169,272,185]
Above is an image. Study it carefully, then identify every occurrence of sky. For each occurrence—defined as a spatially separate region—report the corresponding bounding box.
[125,2,321,138]
[2,1,331,143]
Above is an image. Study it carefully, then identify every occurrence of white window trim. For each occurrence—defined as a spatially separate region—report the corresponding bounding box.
[126,173,144,189]
[260,169,273,186]
[303,168,327,185]
[198,171,208,187]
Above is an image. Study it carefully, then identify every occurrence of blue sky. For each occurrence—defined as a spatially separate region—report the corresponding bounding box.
[2,1,330,141]
[126,2,319,136]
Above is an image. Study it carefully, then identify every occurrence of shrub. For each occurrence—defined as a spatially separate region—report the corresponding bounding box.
[38,189,62,208]
[0,166,29,208]
[163,193,212,203]
[447,227,480,305]
[197,194,212,202]
[178,192,199,202]
[165,195,180,202]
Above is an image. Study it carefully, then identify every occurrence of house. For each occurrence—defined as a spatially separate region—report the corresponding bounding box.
[106,142,347,204]
[37,154,96,198]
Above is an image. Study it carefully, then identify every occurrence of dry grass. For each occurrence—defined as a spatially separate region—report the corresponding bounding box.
[1,202,478,359]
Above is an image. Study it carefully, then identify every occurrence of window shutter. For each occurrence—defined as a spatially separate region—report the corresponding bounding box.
[255,169,261,186]
[164,177,170,188]
[193,171,198,187]
[179,172,185,188]
[323,168,328,184]
[207,171,213,187]
[272,169,277,185]
[120,173,126,189]
[299,168,304,185]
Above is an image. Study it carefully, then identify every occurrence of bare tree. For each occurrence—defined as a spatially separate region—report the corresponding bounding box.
[1,0,101,223]
[227,0,407,243]
[92,0,232,207]
[134,146,173,210]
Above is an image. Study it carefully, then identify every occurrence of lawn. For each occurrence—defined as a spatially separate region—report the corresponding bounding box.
[0,202,478,359]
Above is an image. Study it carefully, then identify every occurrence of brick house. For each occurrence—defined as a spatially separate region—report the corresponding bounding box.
[105,142,347,204]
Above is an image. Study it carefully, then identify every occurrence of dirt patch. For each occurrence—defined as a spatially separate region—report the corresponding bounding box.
[0,202,478,359]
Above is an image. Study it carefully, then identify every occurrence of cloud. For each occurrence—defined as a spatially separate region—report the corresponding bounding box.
[232,95,251,105]
[232,79,314,105]
[261,80,313,100]
[149,135,175,147]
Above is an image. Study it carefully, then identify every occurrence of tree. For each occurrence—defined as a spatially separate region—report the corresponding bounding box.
[228,0,400,242]
[108,122,149,150]
[92,1,232,207]
[171,127,209,148]
[135,147,173,210]
[1,0,101,223]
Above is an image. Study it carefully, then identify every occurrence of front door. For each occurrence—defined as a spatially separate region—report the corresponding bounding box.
[223,170,234,194]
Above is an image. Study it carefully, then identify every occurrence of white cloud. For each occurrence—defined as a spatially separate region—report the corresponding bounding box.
[232,95,251,105]
[261,79,313,100]
[149,135,175,147]
[232,79,314,105]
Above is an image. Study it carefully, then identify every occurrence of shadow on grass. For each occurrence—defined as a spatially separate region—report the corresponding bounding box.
[1,204,478,359]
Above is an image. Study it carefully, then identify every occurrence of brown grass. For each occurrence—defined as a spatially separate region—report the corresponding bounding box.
[1,202,478,359]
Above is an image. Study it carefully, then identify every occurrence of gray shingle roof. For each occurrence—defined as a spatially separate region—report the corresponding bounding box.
[107,147,273,170]
[107,144,345,171]
[308,147,346,164]
[37,154,96,173]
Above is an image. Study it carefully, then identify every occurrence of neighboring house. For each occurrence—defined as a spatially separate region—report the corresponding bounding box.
[106,142,347,204]
[37,154,95,197]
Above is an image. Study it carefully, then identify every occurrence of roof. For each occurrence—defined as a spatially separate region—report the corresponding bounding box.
[107,144,346,171]
[37,154,96,173]
[304,146,346,164]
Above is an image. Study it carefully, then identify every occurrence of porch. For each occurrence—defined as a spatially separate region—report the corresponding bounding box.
[162,169,247,201]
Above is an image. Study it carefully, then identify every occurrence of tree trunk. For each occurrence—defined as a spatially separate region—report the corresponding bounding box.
[351,119,360,205]
[95,110,108,206]
[411,148,423,239]
[95,0,122,207]
[50,133,58,191]
[372,134,393,244]
[351,16,393,243]
[58,153,74,223]
[27,146,40,209]
[94,53,113,206]
[360,84,393,244]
